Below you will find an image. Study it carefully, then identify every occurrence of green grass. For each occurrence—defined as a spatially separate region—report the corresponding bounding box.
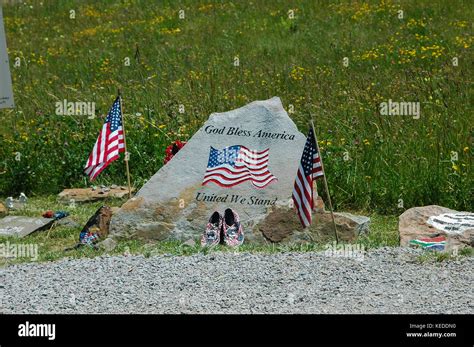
[0,0,472,214]
[415,249,470,263]
[358,213,400,248]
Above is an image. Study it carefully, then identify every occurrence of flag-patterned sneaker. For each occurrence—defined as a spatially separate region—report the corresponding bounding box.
[222,208,244,247]
[201,211,222,247]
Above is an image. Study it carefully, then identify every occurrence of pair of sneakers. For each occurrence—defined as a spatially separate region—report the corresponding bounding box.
[201,208,244,247]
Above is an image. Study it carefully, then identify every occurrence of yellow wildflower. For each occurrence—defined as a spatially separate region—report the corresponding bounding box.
[150,16,165,25]
[289,66,308,81]
[160,27,181,35]
[77,27,98,37]
[84,6,101,18]
[199,4,213,11]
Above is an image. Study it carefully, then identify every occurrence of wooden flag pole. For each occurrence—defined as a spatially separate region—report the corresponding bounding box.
[118,89,132,199]
[310,116,339,243]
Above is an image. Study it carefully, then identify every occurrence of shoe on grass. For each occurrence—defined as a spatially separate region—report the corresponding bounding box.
[222,208,244,247]
[201,211,222,247]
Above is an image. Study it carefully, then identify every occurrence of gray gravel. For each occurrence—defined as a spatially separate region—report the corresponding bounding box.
[1,247,473,314]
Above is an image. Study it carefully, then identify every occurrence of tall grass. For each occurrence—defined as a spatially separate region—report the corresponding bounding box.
[0,0,472,213]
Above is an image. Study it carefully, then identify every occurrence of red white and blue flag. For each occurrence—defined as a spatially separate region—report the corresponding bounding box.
[292,127,324,228]
[84,96,125,180]
[202,145,278,189]
[409,236,446,251]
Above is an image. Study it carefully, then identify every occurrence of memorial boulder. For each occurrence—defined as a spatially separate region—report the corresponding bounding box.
[110,97,368,243]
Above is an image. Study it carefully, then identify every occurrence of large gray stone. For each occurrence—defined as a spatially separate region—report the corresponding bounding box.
[0,216,54,238]
[111,97,310,242]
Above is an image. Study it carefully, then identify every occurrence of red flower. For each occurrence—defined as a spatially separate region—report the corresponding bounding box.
[164,140,186,164]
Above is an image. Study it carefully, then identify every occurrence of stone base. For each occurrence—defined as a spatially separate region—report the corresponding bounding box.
[255,205,370,244]
[110,197,370,244]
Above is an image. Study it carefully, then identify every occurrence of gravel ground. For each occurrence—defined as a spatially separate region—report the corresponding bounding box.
[1,247,473,314]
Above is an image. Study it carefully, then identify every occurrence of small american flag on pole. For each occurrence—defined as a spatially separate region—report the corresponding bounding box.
[292,127,323,227]
[202,145,278,189]
[84,96,125,180]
